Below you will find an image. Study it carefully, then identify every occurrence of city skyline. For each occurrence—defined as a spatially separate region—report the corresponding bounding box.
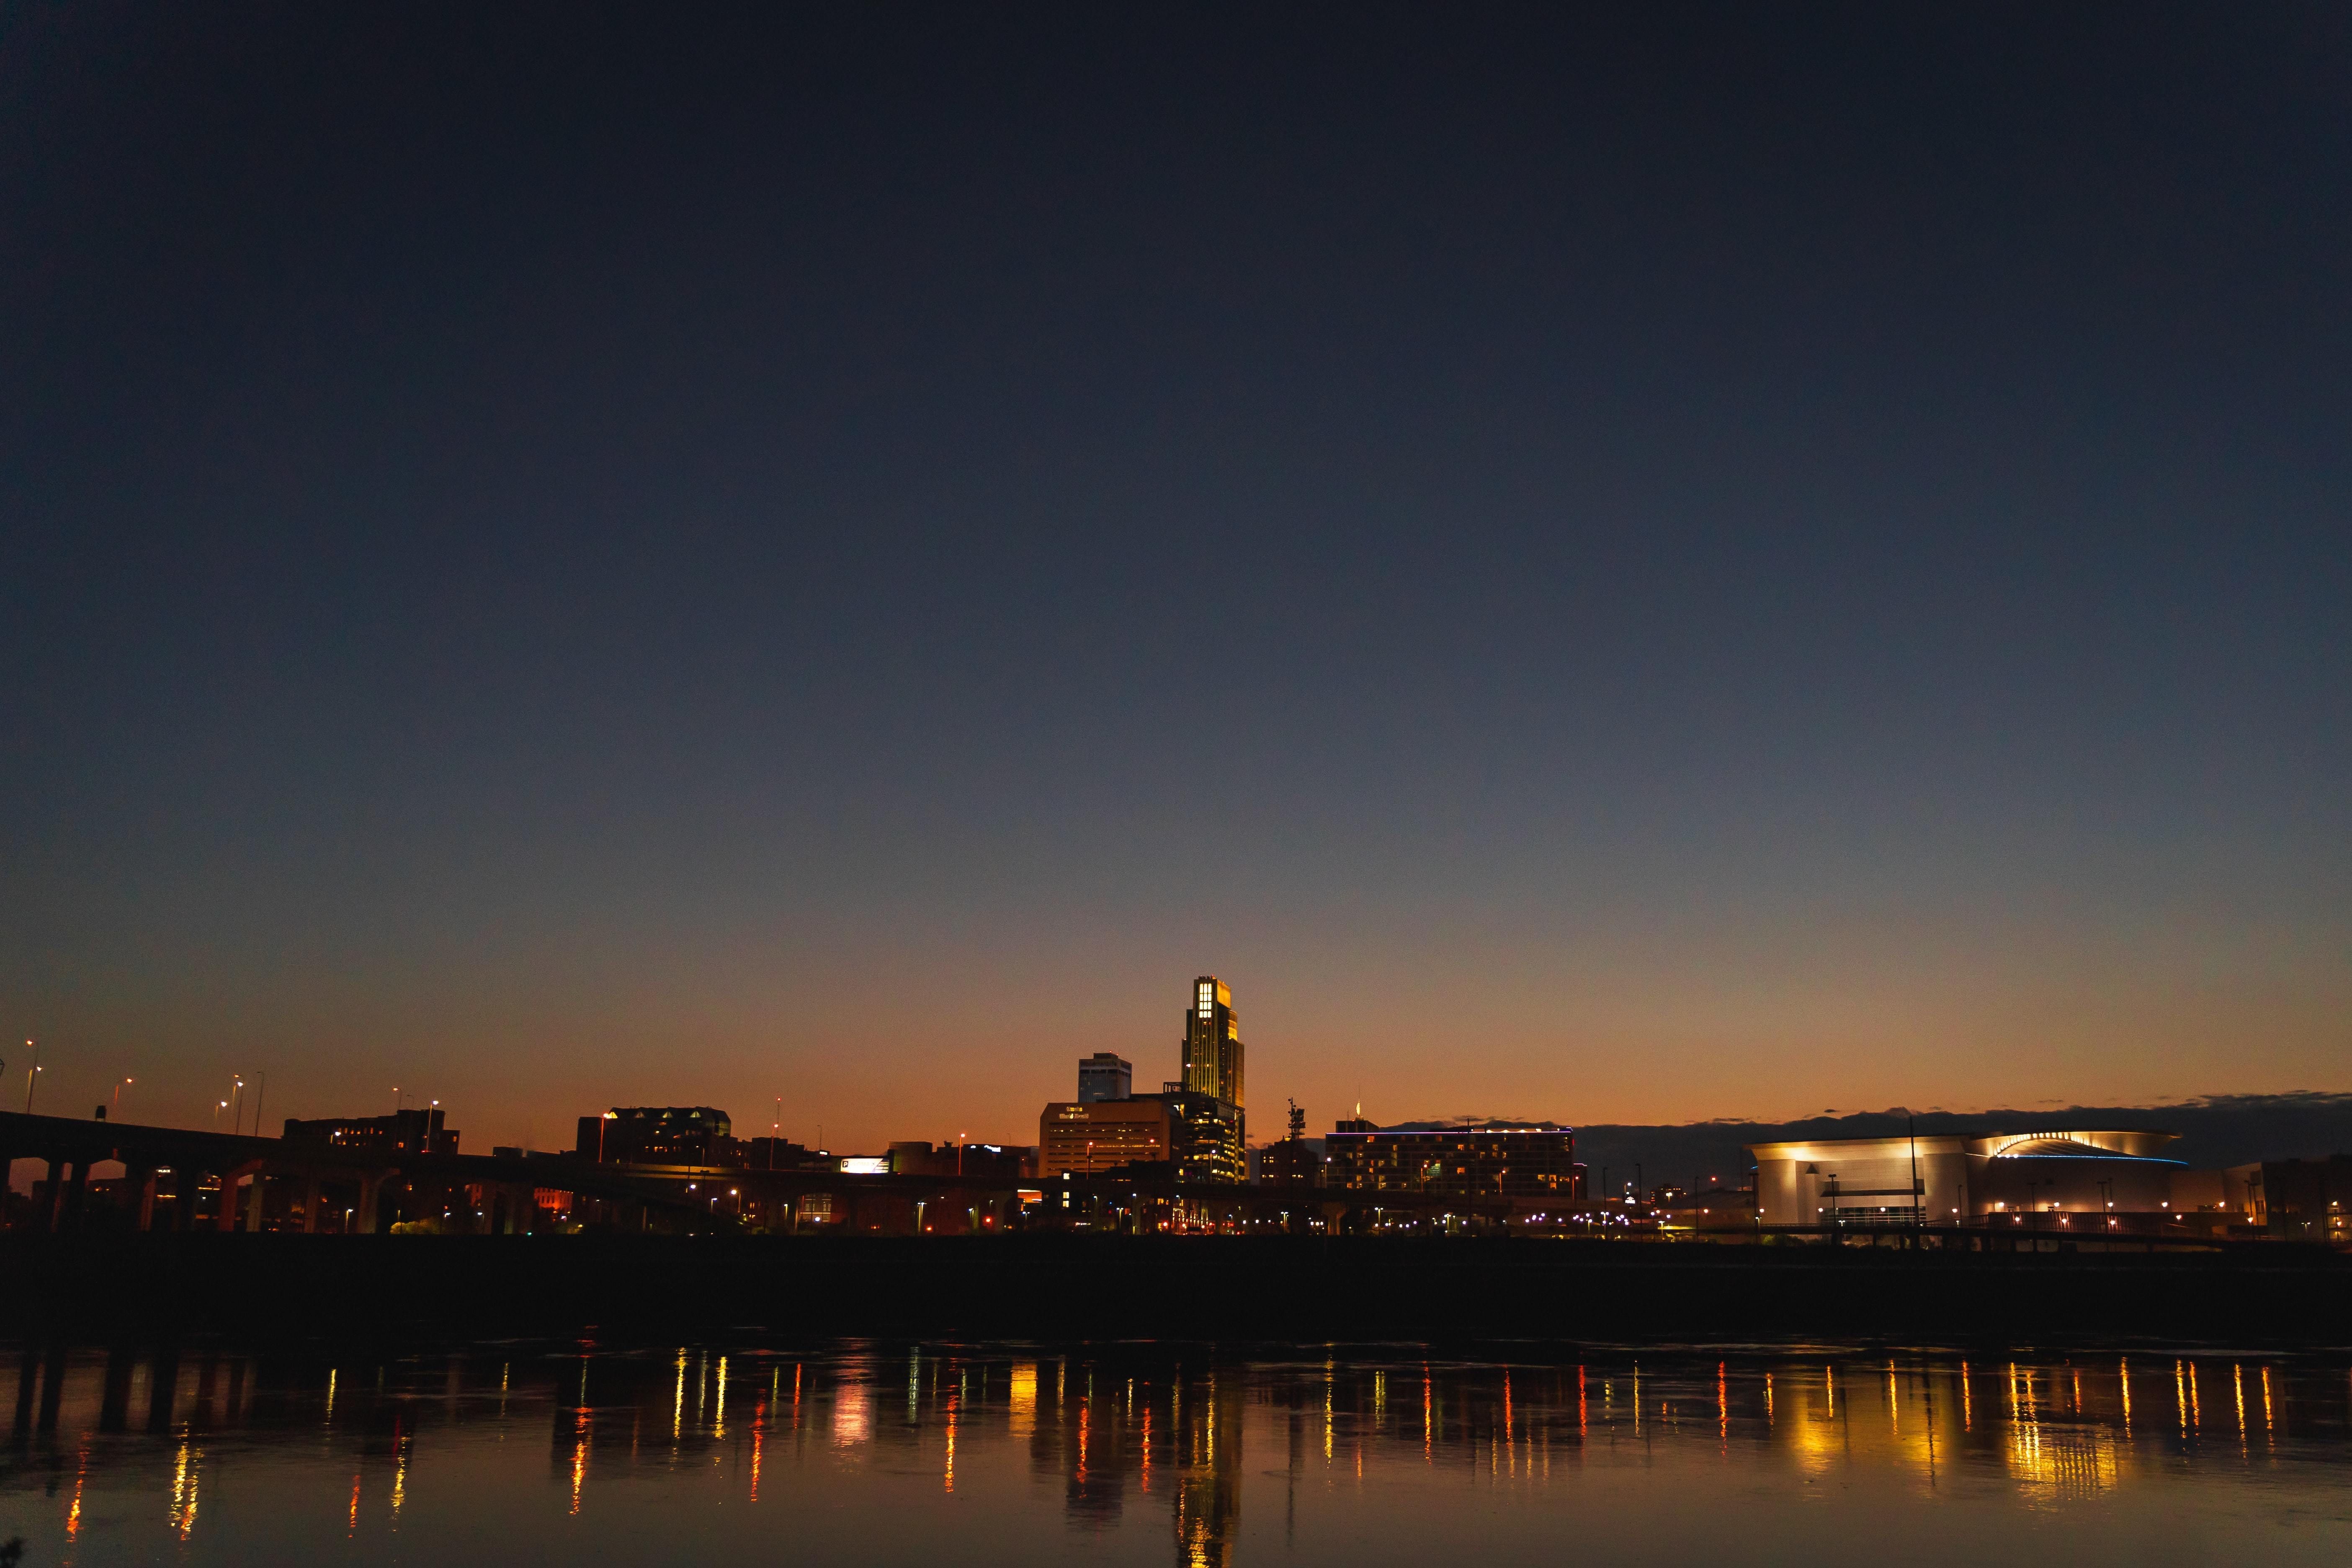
[8,962,2347,1162]
[4,8,2347,1161]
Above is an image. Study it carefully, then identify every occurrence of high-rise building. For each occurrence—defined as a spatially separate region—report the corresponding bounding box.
[1078,1052,1133,1104]
[1181,976,1244,1114]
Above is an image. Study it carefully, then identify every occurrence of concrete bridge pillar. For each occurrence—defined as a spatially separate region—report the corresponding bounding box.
[301,1172,322,1233]
[356,1172,383,1233]
[39,1161,67,1232]
[63,1159,90,1231]
[510,1184,537,1234]
[244,1171,267,1232]
[130,1166,158,1232]
[213,1163,263,1232]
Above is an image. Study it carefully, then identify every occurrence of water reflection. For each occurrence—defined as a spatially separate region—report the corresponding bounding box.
[3,1340,2350,1565]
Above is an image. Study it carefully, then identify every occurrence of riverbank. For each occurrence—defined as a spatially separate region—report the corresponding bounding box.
[4,1233,2345,1347]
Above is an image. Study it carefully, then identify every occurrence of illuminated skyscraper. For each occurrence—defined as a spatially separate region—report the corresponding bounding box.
[1181,976,1244,1112]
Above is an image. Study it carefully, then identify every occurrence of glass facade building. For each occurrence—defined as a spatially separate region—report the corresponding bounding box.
[1154,1089,1246,1186]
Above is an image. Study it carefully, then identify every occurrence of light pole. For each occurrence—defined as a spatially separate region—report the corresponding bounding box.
[1907,1115,1922,1238]
[22,1040,40,1114]
[113,1078,134,1117]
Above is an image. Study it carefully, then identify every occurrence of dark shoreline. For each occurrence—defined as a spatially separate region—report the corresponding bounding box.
[4,1234,2346,1350]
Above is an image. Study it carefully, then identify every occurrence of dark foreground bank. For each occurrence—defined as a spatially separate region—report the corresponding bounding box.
[3,1234,2347,1347]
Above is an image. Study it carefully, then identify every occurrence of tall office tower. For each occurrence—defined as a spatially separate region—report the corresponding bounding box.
[1077,1052,1133,1104]
[1181,976,1244,1112]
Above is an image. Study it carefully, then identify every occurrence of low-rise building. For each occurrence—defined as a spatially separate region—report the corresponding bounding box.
[1040,1097,1172,1176]
[1257,1101,1323,1187]
[1748,1129,2182,1227]
[576,1107,735,1166]
[2222,1155,2352,1242]
[1324,1120,1580,1200]
[742,1135,830,1172]
[284,1107,459,1155]
[888,1141,1033,1179]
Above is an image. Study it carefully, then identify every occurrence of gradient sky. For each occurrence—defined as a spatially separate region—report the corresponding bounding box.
[3,4,2347,1155]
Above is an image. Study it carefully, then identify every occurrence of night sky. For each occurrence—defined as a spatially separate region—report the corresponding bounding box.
[4,4,2347,1155]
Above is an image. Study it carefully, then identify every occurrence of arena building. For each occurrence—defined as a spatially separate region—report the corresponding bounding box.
[1748,1128,2181,1227]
